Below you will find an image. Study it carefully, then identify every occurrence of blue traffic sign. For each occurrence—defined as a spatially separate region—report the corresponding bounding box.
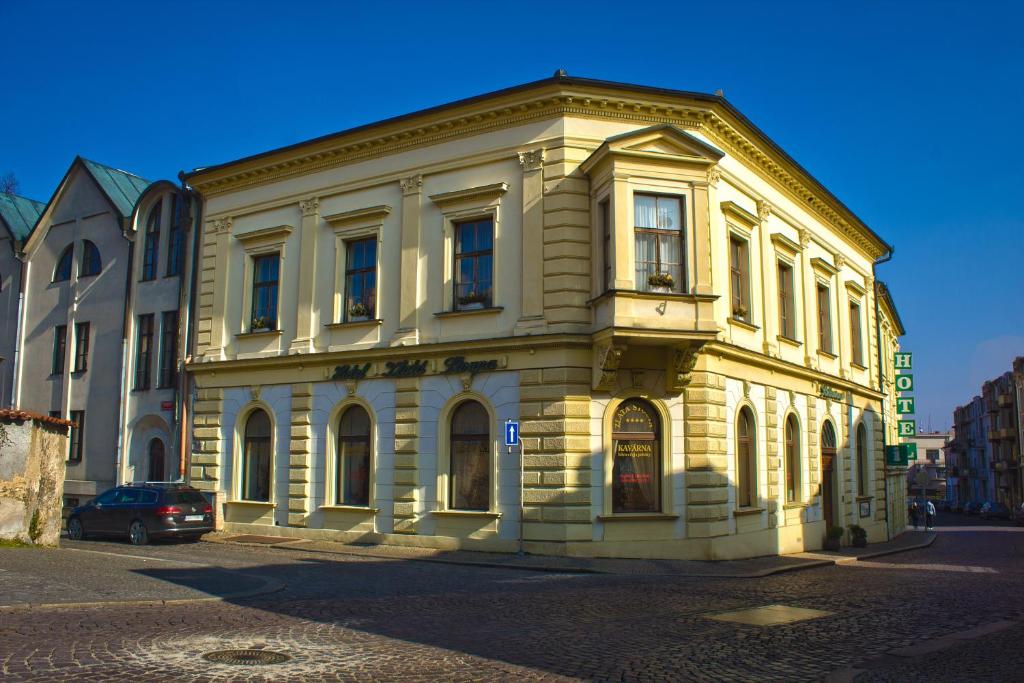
[504,420,520,446]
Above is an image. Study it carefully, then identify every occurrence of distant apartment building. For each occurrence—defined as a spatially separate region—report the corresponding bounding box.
[905,432,949,502]
[948,396,996,508]
[0,192,45,407]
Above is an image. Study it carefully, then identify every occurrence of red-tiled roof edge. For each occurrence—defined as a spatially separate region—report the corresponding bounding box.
[0,409,74,429]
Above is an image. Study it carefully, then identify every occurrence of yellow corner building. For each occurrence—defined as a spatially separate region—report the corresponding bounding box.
[184,74,906,560]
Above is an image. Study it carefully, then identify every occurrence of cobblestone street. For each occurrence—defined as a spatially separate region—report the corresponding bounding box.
[2,513,1022,682]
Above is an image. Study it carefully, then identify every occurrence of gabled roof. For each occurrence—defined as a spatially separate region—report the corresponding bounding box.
[0,192,45,242]
[79,158,150,217]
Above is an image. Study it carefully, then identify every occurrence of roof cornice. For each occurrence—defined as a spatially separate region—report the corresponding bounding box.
[186,76,891,258]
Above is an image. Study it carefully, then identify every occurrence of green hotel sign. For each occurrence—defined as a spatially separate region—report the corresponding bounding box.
[885,443,917,467]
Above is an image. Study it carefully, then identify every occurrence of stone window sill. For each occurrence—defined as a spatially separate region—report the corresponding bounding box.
[855,496,873,503]
[228,500,276,507]
[733,507,764,517]
[435,306,504,319]
[783,502,809,510]
[597,513,679,522]
[778,335,802,348]
[851,361,868,370]
[817,349,838,360]
[236,329,282,339]
[433,510,502,519]
[727,316,759,332]
[320,504,380,513]
[325,319,383,330]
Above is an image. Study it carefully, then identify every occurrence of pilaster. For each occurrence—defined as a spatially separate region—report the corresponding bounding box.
[692,179,713,296]
[288,382,314,526]
[393,378,420,533]
[684,370,729,537]
[190,387,224,491]
[764,386,780,527]
[291,198,320,353]
[756,200,778,357]
[798,229,818,368]
[207,218,232,359]
[393,175,422,346]
[515,149,547,334]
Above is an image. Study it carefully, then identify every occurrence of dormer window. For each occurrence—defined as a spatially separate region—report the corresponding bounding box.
[634,194,684,293]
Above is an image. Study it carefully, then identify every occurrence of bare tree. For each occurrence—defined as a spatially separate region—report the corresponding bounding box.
[0,172,18,196]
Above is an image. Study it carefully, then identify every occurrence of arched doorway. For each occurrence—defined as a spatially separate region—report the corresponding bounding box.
[148,439,166,482]
[821,421,837,527]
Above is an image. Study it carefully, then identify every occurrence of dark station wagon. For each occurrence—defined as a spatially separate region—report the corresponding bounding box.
[66,484,214,545]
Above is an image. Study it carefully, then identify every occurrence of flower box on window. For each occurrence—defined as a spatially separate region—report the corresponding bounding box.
[348,302,371,322]
[647,273,675,293]
[733,303,749,318]
[457,291,489,310]
[250,316,275,333]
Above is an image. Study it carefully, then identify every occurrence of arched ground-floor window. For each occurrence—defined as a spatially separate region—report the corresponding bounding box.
[242,409,272,502]
[449,400,490,511]
[337,405,371,506]
[611,399,661,513]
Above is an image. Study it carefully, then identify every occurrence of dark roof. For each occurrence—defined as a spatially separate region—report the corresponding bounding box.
[80,158,151,217]
[184,72,891,254]
[876,280,905,336]
[0,192,45,242]
[0,408,73,429]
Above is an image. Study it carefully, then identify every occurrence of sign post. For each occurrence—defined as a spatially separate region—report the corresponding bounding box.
[505,419,523,555]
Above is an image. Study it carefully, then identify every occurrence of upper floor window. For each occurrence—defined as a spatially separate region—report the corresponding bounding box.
[736,407,756,508]
[454,218,493,310]
[635,193,684,293]
[166,193,184,277]
[251,253,280,331]
[52,325,67,375]
[449,400,490,510]
[611,399,662,513]
[850,301,864,366]
[344,238,377,321]
[53,244,73,282]
[599,198,612,292]
[68,410,85,462]
[142,201,161,281]
[729,236,751,321]
[778,261,796,339]
[817,284,833,353]
[135,313,154,390]
[73,322,90,373]
[158,310,178,389]
[337,405,371,506]
[80,240,101,278]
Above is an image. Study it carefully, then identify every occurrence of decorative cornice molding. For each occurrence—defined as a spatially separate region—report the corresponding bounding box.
[810,256,839,277]
[429,182,508,209]
[720,200,759,228]
[234,224,293,245]
[323,204,392,230]
[517,148,545,172]
[770,232,802,256]
[399,174,422,196]
[300,197,320,217]
[188,86,888,258]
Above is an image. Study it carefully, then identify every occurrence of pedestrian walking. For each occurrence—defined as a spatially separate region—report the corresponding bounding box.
[909,500,920,530]
[926,500,936,530]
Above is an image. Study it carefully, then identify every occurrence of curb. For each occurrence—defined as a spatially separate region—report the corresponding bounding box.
[0,574,286,612]
[851,532,936,560]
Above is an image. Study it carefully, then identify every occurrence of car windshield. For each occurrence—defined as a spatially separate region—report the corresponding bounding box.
[165,490,206,505]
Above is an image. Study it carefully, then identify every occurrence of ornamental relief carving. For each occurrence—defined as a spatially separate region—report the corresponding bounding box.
[706,165,722,186]
[211,217,233,235]
[756,199,773,221]
[593,343,626,392]
[665,345,701,393]
[300,197,320,216]
[517,148,545,172]
[399,174,423,195]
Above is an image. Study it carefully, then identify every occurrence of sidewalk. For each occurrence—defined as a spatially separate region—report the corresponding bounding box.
[206,529,937,578]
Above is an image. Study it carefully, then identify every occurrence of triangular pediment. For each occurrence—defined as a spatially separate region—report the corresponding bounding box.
[580,124,724,175]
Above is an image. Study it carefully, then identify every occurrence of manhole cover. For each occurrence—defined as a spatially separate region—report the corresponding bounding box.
[202,649,291,666]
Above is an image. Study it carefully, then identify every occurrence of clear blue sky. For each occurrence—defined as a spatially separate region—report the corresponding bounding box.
[3,1,1022,430]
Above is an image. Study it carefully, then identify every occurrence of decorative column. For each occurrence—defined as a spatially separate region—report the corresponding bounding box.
[833,253,849,378]
[291,198,320,354]
[756,200,778,357]
[798,229,817,368]
[515,149,546,334]
[692,171,714,296]
[393,175,422,346]
[206,218,232,359]
[288,382,314,527]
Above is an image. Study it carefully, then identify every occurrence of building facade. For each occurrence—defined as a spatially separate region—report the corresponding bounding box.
[0,192,45,408]
[905,432,950,502]
[184,75,905,559]
[947,396,995,509]
[981,360,1022,509]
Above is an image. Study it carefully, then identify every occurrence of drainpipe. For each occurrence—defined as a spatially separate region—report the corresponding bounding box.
[873,247,894,539]
[178,171,204,482]
[10,255,27,407]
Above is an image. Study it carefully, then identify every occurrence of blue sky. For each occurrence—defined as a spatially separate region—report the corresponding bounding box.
[3,1,1022,429]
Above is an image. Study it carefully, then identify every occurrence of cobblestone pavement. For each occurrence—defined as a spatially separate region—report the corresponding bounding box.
[1,512,1022,682]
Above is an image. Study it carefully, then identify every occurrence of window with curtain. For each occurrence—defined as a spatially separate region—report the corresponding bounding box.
[817,284,833,353]
[53,245,73,282]
[729,236,750,320]
[337,406,371,506]
[167,193,184,277]
[857,423,868,496]
[135,314,154,389]
[242,410,272,502]
[453,218,493,310]
[251,253,280,330]
[80,240,101,277]
[785,415,800,503]
[737,407,756,508]
[344,238,377,321]
[73,322,90,372]
[142,201,161,281]
[449,401,490,510]
[634,194,684,293]
[612,399,661,513]
[850,301,864,366]
[778,261,796,339]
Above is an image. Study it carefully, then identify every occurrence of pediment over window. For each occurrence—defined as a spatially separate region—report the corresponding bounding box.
[580,125,725,176]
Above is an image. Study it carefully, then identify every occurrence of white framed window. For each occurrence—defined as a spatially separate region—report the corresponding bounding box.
[323,205,389,324]
[234,225,292,334]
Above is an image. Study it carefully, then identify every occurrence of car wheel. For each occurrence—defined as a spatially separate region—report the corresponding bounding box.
[67,517,85,541]
[128,520,149,546]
